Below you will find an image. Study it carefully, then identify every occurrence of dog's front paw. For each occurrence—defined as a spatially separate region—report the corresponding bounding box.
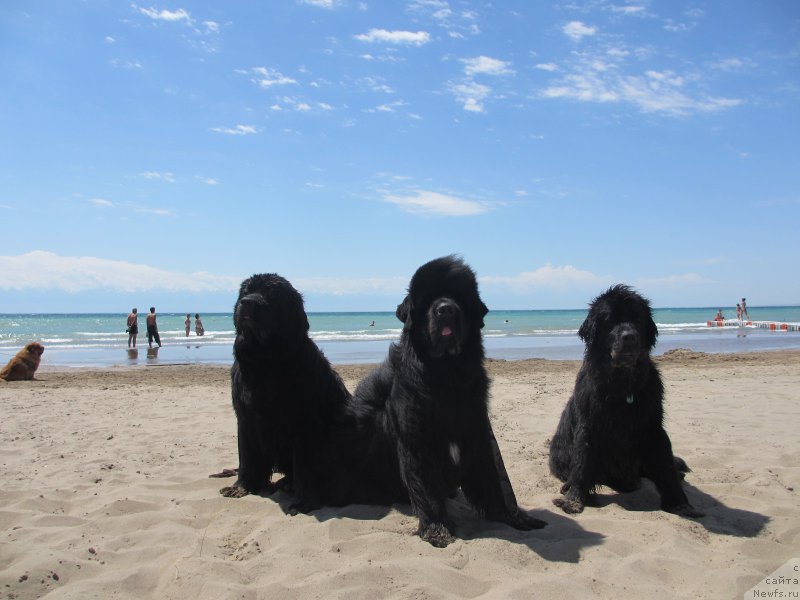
[219,479,276,498]
[503,508,547,530]
[219,482,250,498]
[665,502,704,519]
[553,495,585,514]
[419,522,456,548]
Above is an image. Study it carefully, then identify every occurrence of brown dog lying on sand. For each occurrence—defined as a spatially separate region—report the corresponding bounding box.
[0,342,45,381]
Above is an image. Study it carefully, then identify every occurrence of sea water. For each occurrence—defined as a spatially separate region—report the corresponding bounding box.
[1,307,799,368]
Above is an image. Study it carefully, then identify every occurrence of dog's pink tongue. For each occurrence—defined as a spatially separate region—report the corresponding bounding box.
[441,326,453,337]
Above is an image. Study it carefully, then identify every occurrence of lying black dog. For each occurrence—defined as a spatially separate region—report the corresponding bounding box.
[332,256,546,547]
[549,284,702,518]
[219,273,350,513]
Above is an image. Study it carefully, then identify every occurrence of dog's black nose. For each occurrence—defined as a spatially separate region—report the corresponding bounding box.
[621,330,638,346]
[435,301,456,317]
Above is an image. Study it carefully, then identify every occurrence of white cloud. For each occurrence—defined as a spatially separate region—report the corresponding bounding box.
[90,198,114,208]
[141,171,176,183]
[354,29,431,46]
[135,6,192,23]
[0,251,239,293]
[535,63,558,72]
[105,36,116,44]
[609,5,646,16]
[711,57,756,72]
[636,272,712,287]
[481,263,607,291]
[294,276,407,296]
[135,206,174,217]
[110,59,142,70]
[251,67,297,88]
[382,190,492,216]
[563,21,597,41]
[367,100,407,113]
[299,0,337,8]
[409,0,453,21]
[449,80,491,113]
[462,56,514,76]
[540,62,743,116]
[211,124,258,135]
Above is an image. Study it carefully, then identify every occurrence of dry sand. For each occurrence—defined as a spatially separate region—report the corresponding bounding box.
[1,350,798,599]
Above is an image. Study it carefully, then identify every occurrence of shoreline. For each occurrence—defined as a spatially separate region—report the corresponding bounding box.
[2,348,798,599]
[28,346,800,372]
[14,327,800,370]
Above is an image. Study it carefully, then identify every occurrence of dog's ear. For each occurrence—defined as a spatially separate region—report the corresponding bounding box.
[645,315,658,350]
[396,295,412,324]
[479,300,488,329]
[578,315,595,344]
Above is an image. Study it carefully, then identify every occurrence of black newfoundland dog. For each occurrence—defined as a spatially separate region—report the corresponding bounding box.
[332,256,546,547]
[219,273,350,513]
[548,284,702,518]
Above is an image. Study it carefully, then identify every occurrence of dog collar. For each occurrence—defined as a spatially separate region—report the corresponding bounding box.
[626,394,635,405]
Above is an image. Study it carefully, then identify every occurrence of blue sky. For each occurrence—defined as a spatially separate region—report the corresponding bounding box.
[1,1,798,313]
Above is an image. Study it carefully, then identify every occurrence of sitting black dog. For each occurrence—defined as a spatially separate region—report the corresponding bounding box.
[549,284,702,518]
[219,273,350,513]
[332,256,546,547]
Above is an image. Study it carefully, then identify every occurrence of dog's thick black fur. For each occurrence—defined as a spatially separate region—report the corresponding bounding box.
[549,284,702,518]
[220,273,350,513]
[331,256,546,547]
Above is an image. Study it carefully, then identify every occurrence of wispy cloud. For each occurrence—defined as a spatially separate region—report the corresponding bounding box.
[541,59,743,116]
[408,0,480,38]
[382,190,493,216]
[134,5,192,23]
[110,59,143,70]
[563,21,597,41]
[366,100,408,114]
[354,29,431,46]
[90,198,114,208]
[294,275,407,296]
[250,67,298,88]
[636,272,712,287]
[481,263,608,291]
[711,57,757,72]
[0,251,237,293]
[211,124,258,135]
[462,56,514,77]
[298,0,338,8]
[609,5,647,16]
[141,171,176,183]
[449,80,491,113]
[448,56,513,113]
[135,206,174,217]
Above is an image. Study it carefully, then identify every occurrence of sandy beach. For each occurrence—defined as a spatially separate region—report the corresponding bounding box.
[1,350,798,599]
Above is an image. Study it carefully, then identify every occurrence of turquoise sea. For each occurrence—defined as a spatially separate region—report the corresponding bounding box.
[1,307,799,368]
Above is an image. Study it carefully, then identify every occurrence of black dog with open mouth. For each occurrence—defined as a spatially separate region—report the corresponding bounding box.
[548,284,702,518]
[331,256,546,547]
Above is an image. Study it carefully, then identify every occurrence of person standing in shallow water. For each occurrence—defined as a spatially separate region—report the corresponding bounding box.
[126,308,139,348]
[146,307,162,348]
[194,314,204,337]
[185,314,191,337]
